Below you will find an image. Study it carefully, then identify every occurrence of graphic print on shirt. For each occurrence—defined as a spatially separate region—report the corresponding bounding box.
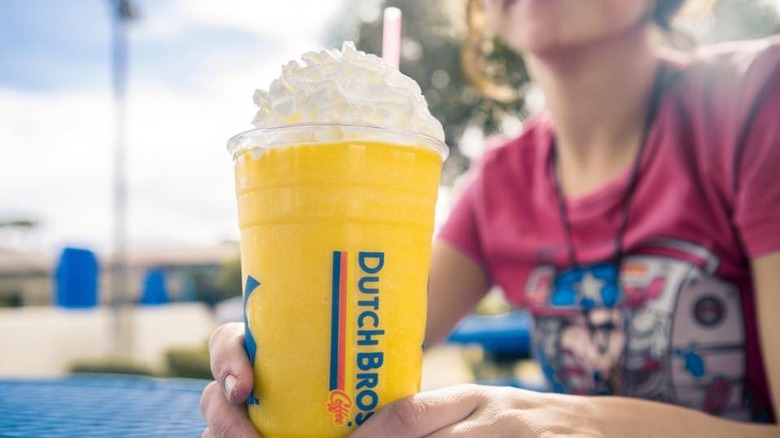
[525,239,762,422]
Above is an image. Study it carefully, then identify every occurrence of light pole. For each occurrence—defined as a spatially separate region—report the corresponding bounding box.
[108,0,136,355]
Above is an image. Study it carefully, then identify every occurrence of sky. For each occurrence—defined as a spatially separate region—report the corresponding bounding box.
[3,0,779,256]
[0,0,352,253]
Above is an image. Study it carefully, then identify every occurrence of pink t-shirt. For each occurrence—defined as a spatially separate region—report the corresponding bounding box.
[439,37,780,423]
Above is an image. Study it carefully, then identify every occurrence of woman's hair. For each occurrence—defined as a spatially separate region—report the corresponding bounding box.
[462,0,690,102]
[654,0,688,31]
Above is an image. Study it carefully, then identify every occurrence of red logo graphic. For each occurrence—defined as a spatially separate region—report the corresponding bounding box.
[327,390,353,425]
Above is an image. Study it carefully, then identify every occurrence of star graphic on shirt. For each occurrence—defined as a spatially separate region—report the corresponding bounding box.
[577,270,605,308]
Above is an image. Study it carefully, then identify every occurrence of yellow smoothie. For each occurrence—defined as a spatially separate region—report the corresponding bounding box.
[235,139,443,437]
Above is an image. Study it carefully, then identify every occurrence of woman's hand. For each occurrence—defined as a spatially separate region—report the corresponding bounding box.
[350,384,602,438]
[197,323,601,438]
[199,322,261,438]
[351,383,780,438]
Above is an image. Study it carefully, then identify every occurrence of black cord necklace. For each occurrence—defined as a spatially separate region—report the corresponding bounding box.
[550,61,666,268]
[548,61,667,393]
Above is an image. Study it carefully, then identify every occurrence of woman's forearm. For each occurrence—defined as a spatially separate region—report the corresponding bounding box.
[586,394,778,438]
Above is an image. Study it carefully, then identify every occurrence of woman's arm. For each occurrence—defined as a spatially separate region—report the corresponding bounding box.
[351,252,780,438]
[424,240,492,347]
[352,382,779,438]
[752,251,780,421]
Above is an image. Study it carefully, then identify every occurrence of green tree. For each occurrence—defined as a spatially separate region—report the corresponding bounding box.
[695,0,780,43]
[215,255,242,299]
[326,0,780,184]
[327,0,529,185]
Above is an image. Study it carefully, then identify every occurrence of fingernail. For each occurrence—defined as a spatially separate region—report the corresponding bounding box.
[224,374,237,402]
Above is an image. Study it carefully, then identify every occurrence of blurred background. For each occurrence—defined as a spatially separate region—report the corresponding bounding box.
[1,0,779,383]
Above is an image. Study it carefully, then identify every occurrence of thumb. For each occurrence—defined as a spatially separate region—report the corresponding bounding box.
[349,385,481,438]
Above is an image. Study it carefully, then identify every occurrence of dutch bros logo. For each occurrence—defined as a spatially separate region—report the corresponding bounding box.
[327,251,386,427]
[327,251,352,425]
[243,275,261,406]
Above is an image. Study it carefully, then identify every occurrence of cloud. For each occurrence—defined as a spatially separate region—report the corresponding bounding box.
[0,83,244,252]
[134,0,344,47]
[128,0,350,93]
[0,0,357,254]
[175,0,343,43]
[0,90,112,249]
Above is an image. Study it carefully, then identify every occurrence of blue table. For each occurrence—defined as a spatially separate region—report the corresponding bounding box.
[0,374,208,437]
[447,311,532,360]
[446,312,549,391]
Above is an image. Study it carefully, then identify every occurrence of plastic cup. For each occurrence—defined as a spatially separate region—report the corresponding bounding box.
[228,123,447,437]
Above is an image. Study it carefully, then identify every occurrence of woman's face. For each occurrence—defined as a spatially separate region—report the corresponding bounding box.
[483,0,653,56]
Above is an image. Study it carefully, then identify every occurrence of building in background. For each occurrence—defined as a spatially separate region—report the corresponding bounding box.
[0,242,239,308]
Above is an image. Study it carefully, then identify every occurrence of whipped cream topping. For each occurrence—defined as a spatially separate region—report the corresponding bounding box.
[229,42,445,155]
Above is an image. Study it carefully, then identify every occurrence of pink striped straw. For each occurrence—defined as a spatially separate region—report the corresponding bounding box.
[382,7,402,69]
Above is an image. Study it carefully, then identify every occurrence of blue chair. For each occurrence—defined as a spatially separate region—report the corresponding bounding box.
[140,268,169,305]
[54,247,99,308]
